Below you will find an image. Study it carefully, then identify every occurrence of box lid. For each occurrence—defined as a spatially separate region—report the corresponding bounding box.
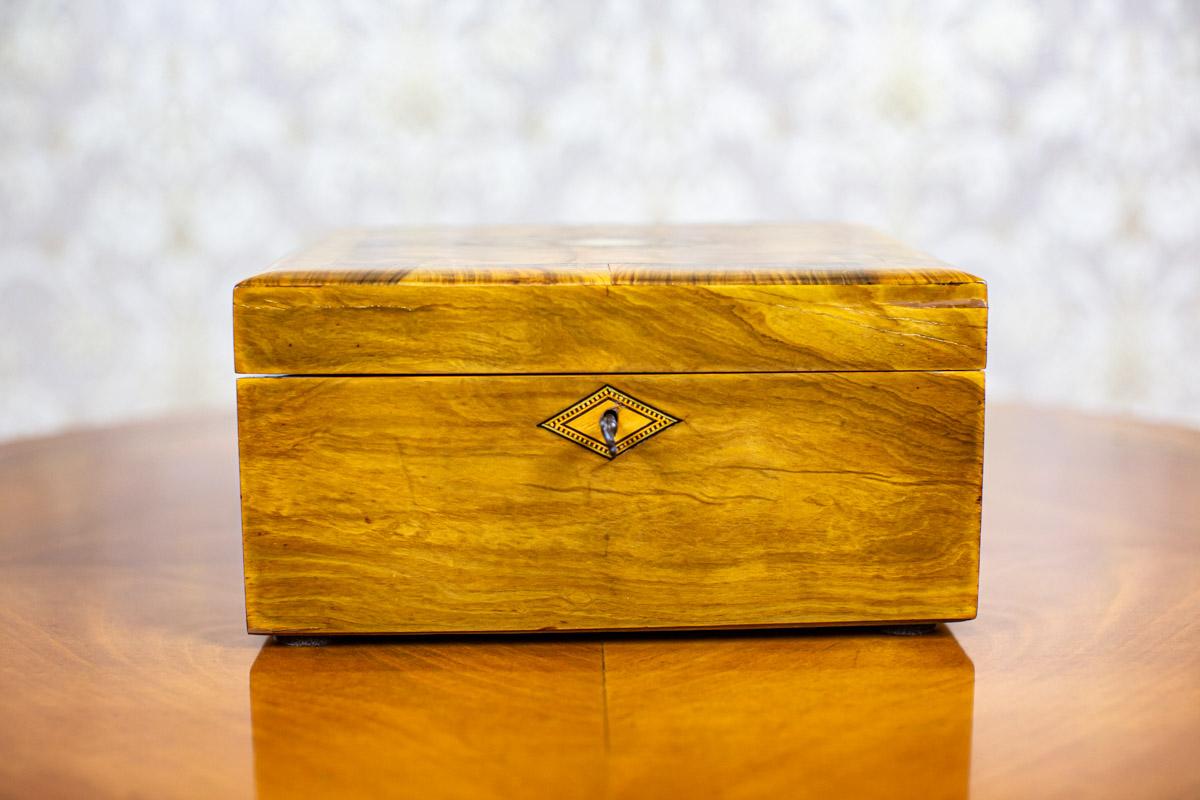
[234,223,986,375]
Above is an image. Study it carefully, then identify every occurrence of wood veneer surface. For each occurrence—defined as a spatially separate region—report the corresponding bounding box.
[237,371,984,634]
[240,223,979,287]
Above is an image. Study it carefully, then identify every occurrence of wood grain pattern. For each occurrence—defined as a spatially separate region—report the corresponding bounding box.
[1,408,1198,799]
[602,629,974,800]
[0,416,260,800]
[240,223,980,286]
[250,639,607,800]
[234,281,987,375]
[233,224,987,375]
[249,628,973,800]
[237,371,985,634]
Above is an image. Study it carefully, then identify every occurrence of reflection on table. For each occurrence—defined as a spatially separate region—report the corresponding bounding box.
[251,626,974,799]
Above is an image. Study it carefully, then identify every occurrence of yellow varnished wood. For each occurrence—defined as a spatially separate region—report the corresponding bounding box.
[234,282,987,375]
[233,224,986,375]
[237,371,984,634]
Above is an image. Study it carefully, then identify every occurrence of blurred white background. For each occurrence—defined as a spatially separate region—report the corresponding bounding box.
[1,0,1197,439]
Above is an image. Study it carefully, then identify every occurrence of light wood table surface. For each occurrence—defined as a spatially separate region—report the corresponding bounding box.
[0,407,1196,799]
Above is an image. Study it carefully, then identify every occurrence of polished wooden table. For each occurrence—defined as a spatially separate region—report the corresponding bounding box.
[1,407,1196,799]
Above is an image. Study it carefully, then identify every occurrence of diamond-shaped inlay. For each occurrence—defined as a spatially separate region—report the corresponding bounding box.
[539,385,681,459]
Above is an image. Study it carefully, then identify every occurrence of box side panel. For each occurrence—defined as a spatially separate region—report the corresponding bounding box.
[237,371,984,634]
[233,282,987,375]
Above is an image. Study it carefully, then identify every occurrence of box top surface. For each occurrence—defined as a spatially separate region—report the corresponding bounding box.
[239,223,982,287]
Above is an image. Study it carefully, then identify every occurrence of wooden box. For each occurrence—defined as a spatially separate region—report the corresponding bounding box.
[234,224,986,635]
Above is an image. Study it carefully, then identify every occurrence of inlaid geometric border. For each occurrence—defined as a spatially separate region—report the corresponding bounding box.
[538,384,681,459]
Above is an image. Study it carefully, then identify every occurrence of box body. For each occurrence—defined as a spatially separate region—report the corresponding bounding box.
[234,224,986,634]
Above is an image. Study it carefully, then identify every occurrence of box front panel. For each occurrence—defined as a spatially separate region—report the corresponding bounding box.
[237,372,983,634]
